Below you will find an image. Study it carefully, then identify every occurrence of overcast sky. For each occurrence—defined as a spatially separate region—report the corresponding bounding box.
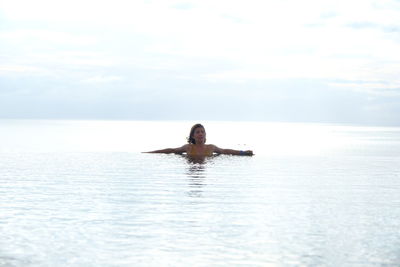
[1,0,399,125]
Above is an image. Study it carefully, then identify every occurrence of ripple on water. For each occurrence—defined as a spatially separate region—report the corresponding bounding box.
[1,150,400,266]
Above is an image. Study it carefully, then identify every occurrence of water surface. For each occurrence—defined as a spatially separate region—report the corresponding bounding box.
[1,120,400,266]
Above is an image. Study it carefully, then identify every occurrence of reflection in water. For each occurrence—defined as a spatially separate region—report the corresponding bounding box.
[184,156,211,198]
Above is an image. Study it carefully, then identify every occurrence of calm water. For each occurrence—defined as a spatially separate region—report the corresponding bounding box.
[1,120,400,266]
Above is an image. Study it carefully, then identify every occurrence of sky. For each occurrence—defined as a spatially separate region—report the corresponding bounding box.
[0,0,400,126]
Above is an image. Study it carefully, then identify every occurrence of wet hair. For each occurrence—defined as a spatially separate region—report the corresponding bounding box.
[187,123,206,144]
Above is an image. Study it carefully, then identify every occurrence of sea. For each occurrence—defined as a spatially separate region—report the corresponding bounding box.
[1,119,399,267]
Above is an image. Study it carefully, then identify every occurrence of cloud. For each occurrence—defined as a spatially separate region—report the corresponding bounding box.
[0,30,96,46]
[0,65,46,75]
[1,0,400,125]
[170,2,196,10]
[329,80,400,96]
[81,75,123,84]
